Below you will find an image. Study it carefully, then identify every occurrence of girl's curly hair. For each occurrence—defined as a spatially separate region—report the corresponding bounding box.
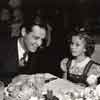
[67,30,95,57]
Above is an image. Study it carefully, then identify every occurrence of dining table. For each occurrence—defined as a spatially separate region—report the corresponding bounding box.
[43,73,85,97]
[3,73,85,100]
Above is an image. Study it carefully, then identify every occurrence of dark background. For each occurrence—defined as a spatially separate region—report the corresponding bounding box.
[0,0,100,77]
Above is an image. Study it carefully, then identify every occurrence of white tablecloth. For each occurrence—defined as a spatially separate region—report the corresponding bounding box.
[44,73,85,94]
[4,73,85,100]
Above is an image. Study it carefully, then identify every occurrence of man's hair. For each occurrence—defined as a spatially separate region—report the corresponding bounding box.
[67,30,95,57]
[21,16,47,33]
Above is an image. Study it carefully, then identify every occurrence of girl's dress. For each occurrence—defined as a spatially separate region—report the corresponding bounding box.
[64,57,100,86]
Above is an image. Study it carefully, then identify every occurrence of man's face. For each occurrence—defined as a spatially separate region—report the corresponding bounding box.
[22,25,46,53]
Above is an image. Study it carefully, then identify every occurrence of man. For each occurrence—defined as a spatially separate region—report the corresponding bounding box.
[0,16,51,84]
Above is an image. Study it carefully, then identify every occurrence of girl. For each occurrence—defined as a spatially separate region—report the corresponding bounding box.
[60,30,100,86]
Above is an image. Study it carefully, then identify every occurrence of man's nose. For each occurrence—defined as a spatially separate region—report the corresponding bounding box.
[36,39,42,46]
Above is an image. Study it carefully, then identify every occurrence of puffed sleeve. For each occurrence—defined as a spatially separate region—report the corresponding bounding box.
[87,63,100,77]
[60,58,68,79]
[60,58,68,72]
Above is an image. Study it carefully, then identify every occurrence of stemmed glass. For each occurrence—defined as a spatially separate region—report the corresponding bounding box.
[34,74,45,99]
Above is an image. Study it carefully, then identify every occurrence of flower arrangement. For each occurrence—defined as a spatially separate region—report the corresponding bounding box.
[65,88,83,100]
[4,73,88,100]
[81,74,100,100]
[4,74,60,100]
[4,74,46,100]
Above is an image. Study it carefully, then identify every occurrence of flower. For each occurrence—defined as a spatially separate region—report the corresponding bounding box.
[86,75,98,86]
[4,74,46,100]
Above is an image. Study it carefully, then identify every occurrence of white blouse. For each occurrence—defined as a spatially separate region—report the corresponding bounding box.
[69,57,91,75]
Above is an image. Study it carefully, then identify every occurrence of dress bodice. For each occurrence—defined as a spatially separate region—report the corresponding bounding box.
[67,59,95,86]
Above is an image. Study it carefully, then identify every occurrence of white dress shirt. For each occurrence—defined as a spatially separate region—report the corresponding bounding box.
[17,39,28,62]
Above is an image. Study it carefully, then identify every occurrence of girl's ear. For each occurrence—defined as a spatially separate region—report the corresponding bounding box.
[21,27,27,36]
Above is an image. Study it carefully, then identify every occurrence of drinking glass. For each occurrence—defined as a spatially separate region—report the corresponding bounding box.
[34,74,45,99]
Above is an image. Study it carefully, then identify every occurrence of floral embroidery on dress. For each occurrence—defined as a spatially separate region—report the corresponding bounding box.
[69,57,91,75]
[69,65,85,75]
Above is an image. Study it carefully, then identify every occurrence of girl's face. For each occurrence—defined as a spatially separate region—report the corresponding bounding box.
[70,36,86,57]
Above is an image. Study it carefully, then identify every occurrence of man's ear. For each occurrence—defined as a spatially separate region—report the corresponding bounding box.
[21,27,26,36]
[84,48,86,52]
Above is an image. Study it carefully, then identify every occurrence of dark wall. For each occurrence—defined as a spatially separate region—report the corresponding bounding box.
[0,0,100,77]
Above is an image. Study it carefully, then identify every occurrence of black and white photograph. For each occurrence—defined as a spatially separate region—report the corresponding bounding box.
[0,0,100,100]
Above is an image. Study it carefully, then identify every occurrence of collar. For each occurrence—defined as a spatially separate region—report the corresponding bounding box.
[72,57,91,68]
[17,39,26,61]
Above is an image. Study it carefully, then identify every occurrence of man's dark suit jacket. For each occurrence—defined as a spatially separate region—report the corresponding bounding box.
[0,38,40,85]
